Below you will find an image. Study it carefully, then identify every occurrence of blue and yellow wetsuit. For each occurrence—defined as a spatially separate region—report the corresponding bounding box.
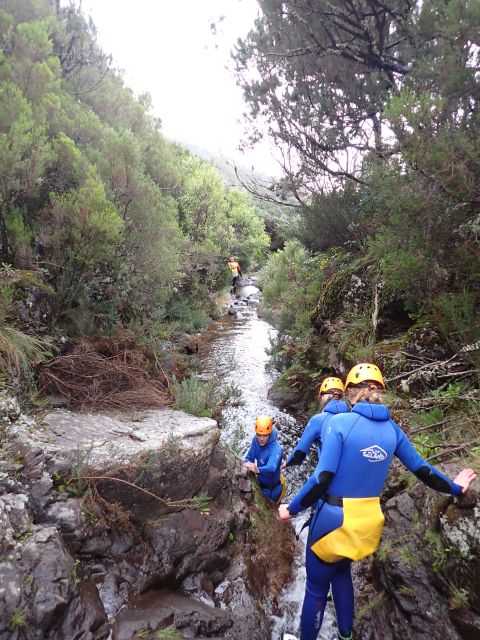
[288,401,462,640]
[286,399,349,467]
[244,429,284,501]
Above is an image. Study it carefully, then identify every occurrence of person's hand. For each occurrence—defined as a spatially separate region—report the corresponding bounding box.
[244,461,259,474]
[278,504,291,521]
[453,468,477,493]
[281,461,287,470]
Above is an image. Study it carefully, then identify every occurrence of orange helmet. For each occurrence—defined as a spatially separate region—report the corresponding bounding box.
[255,415,273,435]
[319,377,345,395]
[345,363,385,389]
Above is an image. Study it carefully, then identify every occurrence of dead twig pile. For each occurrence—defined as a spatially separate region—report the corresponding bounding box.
[39,341,174,410]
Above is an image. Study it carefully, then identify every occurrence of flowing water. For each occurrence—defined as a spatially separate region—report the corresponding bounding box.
[200,284,335,639]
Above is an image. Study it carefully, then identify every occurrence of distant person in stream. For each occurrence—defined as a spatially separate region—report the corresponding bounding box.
[283,377,348,471]
[227,256,242,292]
[278,362,477,640]
[244,415,286,502]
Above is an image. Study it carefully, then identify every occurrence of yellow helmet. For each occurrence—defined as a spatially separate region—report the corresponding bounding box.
[255,415,273,435]
[319,377,345,395]
[229,256,235,262]
[345,363,385,389]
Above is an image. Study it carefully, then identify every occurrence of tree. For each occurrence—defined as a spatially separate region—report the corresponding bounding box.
[234,0,415,192]
[0,81,52,261]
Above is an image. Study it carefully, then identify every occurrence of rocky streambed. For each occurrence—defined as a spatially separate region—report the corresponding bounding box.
[0,394,295,639]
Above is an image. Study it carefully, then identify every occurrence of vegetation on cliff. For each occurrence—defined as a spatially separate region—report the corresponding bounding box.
[234,0,479,405]
[0,0,269,403]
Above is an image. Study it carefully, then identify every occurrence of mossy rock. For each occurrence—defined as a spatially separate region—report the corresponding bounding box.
[374,336,407,378]
[402,321,451,361]
[0,269,54,295]
[0,269,55,329]
[311,256,374,329]
[268,372,306,409]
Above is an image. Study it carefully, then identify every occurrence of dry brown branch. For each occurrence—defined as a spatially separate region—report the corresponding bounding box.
[74,475,210,511]
[425,439,480,462]
[409,419,449,435]
[38,340,174,410]
[437,370,479,379]
[385,355,459,384]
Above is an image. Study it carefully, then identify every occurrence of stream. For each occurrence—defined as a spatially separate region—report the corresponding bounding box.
[200,282,335,639]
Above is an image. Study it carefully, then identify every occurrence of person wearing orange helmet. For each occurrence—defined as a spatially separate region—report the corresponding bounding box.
[278,362,476,640]
[283,376,348,469]
[244,415,285,502]
[227,256,242,292]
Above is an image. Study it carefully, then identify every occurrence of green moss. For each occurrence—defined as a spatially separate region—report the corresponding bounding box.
[356,593,385,620]
[0,269,54,295]
[10,607,25,629]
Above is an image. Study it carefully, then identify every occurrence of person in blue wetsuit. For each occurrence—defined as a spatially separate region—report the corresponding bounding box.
[278,362,477,640]
[244,415,286,502]
[284,377,348,469]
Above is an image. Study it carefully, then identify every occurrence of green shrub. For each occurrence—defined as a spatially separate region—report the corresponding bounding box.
[433,290,480,368]
[337,312,375,362]
[167,299,210,333]
[0,324,52,386]
[172,373,214,417]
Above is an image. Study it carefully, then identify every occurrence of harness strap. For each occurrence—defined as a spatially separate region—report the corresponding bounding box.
[296,511,313,540]
[322,494,343,507]
[259,480,282,491]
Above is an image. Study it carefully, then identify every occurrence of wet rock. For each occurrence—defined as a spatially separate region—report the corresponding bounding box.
[0,561,22,635]
[111,589,234,640]
[1,392,296,639]
[449,607,480,640]
[22,527,74,628]
[354,477,480,640]
[55,581,108,640]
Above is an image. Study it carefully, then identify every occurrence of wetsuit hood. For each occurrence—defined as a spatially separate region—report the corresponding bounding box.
[257,428,278,448]
[324,399,349,415]
[352,402,390,421]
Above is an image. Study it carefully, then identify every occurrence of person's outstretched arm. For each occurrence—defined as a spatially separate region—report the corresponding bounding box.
[244,439,256,464]
[279,421,343,519]
[285,415,325,467]
[393,422,476,494]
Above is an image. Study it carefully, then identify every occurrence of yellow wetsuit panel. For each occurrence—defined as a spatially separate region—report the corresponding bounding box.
[310,497,384,563]
[277,474,287,503]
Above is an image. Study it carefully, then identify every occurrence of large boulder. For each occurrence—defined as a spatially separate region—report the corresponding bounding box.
[0,399,295,639]
[353,465,480,640]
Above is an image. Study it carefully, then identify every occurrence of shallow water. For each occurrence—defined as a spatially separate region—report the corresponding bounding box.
[200,297,336,639]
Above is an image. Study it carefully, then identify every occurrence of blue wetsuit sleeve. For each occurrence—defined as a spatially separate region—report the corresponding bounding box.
[315,420,343,474]
[286,415,324,466]
[287,423,343,515]
[288,470,334,515]
[393,422,462,495]
[258,443,282,474]
[286,449,306,466]
[244,440,256,463]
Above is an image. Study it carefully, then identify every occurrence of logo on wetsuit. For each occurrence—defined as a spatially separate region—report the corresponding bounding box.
[360,445,387,462]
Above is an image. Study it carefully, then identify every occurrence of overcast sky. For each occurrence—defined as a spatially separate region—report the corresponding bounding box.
[79,0,279,176]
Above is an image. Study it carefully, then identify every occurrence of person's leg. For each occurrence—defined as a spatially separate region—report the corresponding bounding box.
[300,547,333,640]
[331,559,354,639]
